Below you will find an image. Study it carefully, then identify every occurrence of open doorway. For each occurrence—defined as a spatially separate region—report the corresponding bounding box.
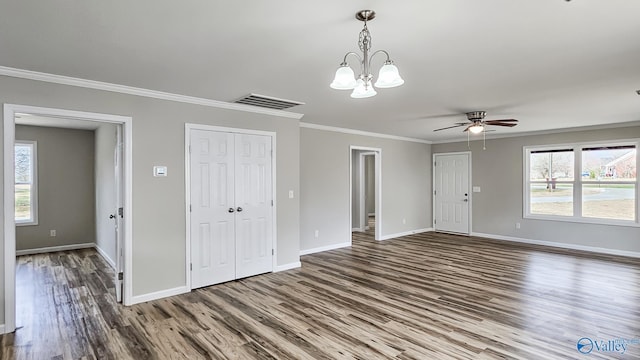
[350,146,382,241]
[3,104,133,334]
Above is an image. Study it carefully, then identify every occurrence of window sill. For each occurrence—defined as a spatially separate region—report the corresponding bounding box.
[524,214,639,228]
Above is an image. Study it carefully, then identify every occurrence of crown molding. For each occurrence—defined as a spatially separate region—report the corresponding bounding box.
[0,66,304,120]
[300,122,432,144]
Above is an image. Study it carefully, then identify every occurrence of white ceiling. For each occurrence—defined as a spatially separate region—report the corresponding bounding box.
[2,0,640,141]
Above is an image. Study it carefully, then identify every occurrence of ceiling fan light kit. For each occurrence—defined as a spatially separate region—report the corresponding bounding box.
[330,10,404,99]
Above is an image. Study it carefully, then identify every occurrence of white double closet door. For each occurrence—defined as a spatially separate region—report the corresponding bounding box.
[190,129,273,289]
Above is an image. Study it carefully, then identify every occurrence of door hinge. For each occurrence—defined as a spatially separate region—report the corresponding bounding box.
[434,161,436,166]
[118,272,123,281]
[434,190,436,195]
[118,207,124,218]
[189,204,192,212]
[434,219,436,225]
[272,249,274,255]
[189,145,191,154]
[271,199,274,206]
[190,263,192,271]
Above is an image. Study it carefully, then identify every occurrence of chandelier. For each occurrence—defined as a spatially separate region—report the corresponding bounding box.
[330,10,404,98]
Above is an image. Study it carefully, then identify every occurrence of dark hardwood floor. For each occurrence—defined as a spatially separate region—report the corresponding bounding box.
[2,226,639,359]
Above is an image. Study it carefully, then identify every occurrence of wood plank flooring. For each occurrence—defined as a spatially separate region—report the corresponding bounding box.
[2,228,639,359]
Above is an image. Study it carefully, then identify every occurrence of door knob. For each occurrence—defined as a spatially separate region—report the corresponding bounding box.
[236,207,243,212]
[228,208,235,213]
[463,199,468,202]
[109,214,116,219]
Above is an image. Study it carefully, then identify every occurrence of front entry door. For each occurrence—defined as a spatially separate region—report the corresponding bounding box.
[434,153,470,234]
[190,129,273,289]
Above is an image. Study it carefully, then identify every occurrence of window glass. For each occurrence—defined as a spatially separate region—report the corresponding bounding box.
[529,184,573,217]
[530,150,574,181]
[582,146,636,182]
[15,142,36,224]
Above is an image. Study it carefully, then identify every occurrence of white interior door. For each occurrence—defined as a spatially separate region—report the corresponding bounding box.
[434,153,470,234]
[234,134,273,279]
[190,130,236,288]
[114,125,124,302]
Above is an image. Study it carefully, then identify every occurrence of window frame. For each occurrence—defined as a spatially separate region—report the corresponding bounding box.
[523,139,639,227]
[15,140,38,226]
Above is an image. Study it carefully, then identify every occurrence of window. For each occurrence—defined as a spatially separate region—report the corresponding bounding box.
[524,141,638,225]
[15,141,37,225]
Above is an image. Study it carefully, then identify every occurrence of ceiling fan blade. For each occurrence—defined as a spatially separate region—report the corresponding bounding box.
[484,119,518,124]
[433,123,467,132]
[485,122,518,127]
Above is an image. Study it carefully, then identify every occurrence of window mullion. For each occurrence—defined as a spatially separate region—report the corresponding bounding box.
[575,146,582,218]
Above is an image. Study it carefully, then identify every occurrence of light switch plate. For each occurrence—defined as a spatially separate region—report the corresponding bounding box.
[153,166,168,177]
[289,190,294,199]
[472,186,481,193]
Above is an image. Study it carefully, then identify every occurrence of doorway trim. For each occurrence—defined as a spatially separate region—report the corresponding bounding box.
[350,146,382,241]
[432,151,472,235]
[184,123,277,291]
[3,104,133,334]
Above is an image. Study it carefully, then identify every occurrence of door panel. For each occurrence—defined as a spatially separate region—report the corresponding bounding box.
[235,134,273,279]
[435,153,470,234]
[190,130,235,288]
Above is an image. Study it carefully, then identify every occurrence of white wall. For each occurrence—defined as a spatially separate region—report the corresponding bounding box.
[300,127,432,253]
[432,126,640,254]
[95,123,118,267]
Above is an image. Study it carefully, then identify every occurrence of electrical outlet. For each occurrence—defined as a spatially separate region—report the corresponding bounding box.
[50,230,57,237]
[314,230,319,238]
[402,218,406,224]
[515,223,521,229]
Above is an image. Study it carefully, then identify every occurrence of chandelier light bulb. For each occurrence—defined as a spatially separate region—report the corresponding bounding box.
[374,62,404,88]
[330,64,357,90]
[350,79,377,98]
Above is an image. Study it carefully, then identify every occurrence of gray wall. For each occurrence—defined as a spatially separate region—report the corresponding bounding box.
[0,75,301,325]
[15,125,96,251]
[300,127,432,252]
[432,126,640,252]
[95,123,118,266]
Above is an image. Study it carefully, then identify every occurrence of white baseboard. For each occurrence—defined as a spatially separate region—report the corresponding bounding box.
[378,228,433,241]
[95,245,116,269]
[351,227,363,232]
[130,286,190,305]
[16,243,95,256]
[0,324,6,335]
[300,241,351,256]
[471,232,640,259]
[274,262,301,272]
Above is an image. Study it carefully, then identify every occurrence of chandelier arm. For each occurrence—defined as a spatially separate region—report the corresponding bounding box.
[368,49,392,65]
[341,51,363,65]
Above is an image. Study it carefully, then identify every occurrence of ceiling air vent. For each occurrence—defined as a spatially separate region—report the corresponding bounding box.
[233,93,305,110]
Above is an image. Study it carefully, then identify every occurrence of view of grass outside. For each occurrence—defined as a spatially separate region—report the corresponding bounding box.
[15,183,32,221]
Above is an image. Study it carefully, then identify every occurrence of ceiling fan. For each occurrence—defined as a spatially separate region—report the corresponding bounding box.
[433,111,518,133]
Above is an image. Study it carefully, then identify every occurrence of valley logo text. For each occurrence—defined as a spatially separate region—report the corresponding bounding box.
[576,337,640,355]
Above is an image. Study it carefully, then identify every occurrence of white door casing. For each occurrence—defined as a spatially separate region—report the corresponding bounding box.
[434,153,471,234]
[189,129,273,289]
[114,124,124,302]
